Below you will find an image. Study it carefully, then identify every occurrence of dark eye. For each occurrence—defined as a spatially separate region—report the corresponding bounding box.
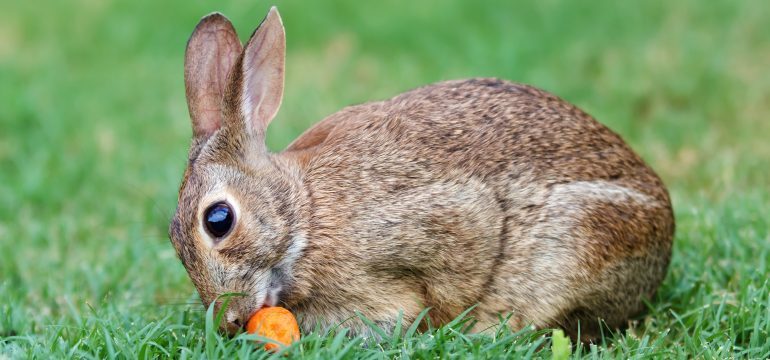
[203,202,234,239]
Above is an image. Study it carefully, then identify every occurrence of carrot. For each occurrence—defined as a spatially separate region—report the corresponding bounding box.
[246,306,300,351]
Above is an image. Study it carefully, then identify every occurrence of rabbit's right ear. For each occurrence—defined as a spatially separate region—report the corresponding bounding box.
[222,7,285,144]
[184,13,243,140]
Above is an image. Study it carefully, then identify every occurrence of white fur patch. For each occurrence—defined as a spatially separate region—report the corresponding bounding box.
[269,233,308,306]
[552,180,655,205]
[282,234,307,270]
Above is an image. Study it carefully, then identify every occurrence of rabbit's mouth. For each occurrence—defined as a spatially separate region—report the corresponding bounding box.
[220,267,290,335]
[238,269,286,326]
[224,296,277,336]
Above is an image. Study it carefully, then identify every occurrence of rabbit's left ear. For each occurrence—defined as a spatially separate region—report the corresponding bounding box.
[224,6,285,141]
[184,13,242,140]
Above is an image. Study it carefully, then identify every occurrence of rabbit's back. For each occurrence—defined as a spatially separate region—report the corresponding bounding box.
[301,78,664,194]
[290,78,673,338]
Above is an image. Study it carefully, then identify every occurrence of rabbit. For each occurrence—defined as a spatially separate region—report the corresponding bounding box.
[169,6,674,341]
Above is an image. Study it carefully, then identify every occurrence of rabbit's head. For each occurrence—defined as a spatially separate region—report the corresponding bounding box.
[169,8,305,333]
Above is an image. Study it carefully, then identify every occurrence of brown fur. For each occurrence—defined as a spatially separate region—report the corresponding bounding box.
[169,8,674,340]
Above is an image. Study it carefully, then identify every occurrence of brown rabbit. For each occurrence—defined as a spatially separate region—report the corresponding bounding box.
[169,7,674,341]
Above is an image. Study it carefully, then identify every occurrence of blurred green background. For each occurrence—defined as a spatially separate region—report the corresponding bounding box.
[1,0,768,357]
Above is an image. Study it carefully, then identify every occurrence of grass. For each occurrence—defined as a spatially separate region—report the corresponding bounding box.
[1,0,769,358]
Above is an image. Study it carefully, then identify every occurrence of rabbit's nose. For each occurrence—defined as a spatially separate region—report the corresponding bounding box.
[222,309,246,336]
[225,319,243,336]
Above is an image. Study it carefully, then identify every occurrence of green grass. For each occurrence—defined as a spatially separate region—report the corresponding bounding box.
[1,0,769,358]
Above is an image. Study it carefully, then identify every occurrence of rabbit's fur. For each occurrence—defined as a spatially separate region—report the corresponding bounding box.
[169,7,674,341]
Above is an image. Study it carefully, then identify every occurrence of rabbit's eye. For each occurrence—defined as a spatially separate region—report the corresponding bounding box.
[203,202,234,239]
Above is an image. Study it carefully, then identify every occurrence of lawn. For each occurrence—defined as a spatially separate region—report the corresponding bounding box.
[1,0,769,358]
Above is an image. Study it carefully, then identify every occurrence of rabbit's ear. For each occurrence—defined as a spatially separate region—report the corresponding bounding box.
[184,13,242,140]
[224,6,285,141]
